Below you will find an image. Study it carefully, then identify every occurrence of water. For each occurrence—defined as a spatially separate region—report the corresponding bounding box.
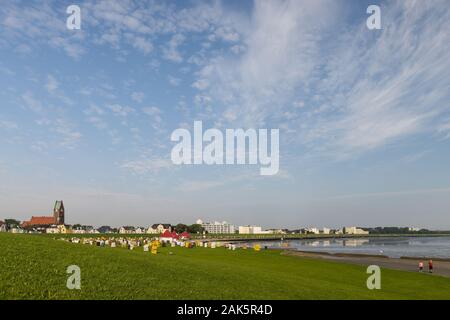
[258,236,450,258]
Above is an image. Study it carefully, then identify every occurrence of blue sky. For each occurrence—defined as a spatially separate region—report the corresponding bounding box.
[1,0,450,229]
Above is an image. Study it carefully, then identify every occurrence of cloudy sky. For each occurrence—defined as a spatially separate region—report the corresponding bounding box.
[1,0,450,229]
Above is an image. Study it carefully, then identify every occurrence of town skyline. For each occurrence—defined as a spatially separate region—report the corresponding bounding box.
[0,200,433,232]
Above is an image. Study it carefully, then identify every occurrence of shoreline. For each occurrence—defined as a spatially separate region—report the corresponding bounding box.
[202,233,450,242]
[281,249,450,262]
[281,249,450,278]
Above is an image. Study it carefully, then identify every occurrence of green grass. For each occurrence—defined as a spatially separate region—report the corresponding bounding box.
[1,233,450,300]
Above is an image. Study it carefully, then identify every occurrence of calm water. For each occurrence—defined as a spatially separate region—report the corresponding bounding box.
[258,237,450,258]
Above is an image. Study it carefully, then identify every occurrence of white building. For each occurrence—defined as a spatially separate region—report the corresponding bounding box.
[10,227,25,233]
[46,226,60,234]
[266,229,286,234]
[343,226,369,235]
[238,226,272,234]
[147,224,172,234]
[135,227,146,234]
[197,219,235,234]
[119,226,136,234]
[322,228,331,235]
[305,227,320,234]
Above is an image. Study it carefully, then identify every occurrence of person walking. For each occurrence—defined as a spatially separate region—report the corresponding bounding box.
[418,261,424,272]
[428,260,433,273]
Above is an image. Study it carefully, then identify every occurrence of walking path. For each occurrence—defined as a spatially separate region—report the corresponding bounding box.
[282,250,450,278]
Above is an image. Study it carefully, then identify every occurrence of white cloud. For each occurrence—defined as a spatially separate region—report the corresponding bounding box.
[52,118,82,149]
[190,0,450,159]
[131,92,145,103]
[191,0,338,127]
[298,0,450,156]
[142,106,162,117]
[87,116,108,130]
[142,106,163,130]
[192,79,210,90]
[107,104,135,117]
[121,158,173,175]
[84,104,105,116]
[213,26,240,42]
[162,34,185,63]
[0,120,18,130]
[126,35,153,54]
[168,75,181,86]
[45,75,58,93]
[21,92,43,112]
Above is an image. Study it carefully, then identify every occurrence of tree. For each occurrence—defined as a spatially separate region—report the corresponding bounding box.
[98,226,112,233]
[4,219,21,228]
[175,223,188,233]
[187,224,204,234]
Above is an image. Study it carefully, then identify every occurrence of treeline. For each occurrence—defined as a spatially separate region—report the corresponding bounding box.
[173,224,204,234]
[366,227,450,234]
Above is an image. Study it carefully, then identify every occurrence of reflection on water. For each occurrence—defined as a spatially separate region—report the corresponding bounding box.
[259,237,450,258]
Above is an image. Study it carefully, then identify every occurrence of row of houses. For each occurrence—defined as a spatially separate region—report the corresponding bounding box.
[0,219,174,235]
[195,219,370,235]
[296,226,369,235]
[41,223,173,235]
[196,219,279,235]
[118,224,172,235]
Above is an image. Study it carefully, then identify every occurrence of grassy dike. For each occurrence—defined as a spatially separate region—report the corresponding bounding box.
[1,233,450,300]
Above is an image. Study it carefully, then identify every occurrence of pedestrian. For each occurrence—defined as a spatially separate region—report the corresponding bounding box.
[418,261,424,272]
[428,260,433,273]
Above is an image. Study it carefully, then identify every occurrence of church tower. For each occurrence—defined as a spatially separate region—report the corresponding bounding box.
[54,201,65,225]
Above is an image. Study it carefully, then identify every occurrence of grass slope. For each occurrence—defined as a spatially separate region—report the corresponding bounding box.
[1,233,450,300]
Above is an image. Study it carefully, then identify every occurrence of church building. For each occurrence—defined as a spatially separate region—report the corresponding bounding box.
[21,201,65,228]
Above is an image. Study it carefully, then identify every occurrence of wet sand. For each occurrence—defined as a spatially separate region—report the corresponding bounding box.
[282,250,450,278]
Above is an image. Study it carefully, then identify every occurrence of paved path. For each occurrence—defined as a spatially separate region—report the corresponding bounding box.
[282,250,450,278]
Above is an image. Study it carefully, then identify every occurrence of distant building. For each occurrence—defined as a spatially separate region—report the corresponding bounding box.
[305,227,320,235]
[197,219,235,234]
[159,230,179,243]
[58,224,70,234]
[84,226,95,233]
[10,227,25,233]
[322,228,331,235]
[238,226,274,234]
[22,200,65,228]
[180,231,191,240]
[147,224,172,234]
[0,221,6,232]
[119,226,136,234]
[343,226,369,235]
[266,229,287,234]
[54,201,65,225]
[135,227,146,234]
[72,226,86,234]
[98,226,114,234]
[46,226,59,234]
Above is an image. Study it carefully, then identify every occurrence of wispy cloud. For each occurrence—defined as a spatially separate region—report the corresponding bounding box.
[121,158,173,175]
[45,75,58,93]
[21,92,43,113]
[53,118,82,149]
[0,120,18,130]
[162,34,186,63]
